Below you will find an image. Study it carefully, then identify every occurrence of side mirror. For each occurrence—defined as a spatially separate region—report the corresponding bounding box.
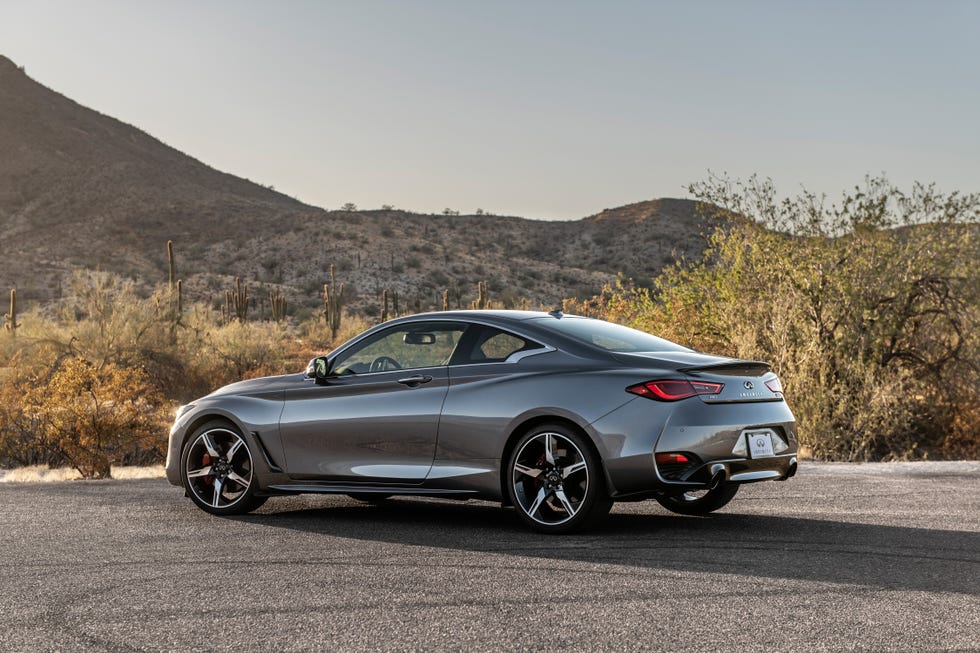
[306,356,331,384]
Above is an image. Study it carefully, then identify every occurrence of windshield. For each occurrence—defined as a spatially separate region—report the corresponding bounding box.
[533,316,691,353]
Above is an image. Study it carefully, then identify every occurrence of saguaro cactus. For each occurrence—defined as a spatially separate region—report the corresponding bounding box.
[471,280,490,309]
[380,289,389,322]
[175,279,183,320]
[222,291,231,324]
[442,288,449,311]
[165,241,182,325]
[167,240,176,289]
[323,265,345,339]
[231,277,249,323]
[270,288,287,323]
[3,289,19,337]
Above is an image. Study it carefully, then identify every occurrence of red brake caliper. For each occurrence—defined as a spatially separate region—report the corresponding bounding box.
[202,453,213,485]
[534,453,546,489]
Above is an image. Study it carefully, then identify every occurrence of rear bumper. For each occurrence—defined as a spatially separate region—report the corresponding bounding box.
[590,395,798,497]
[674,452,798,488]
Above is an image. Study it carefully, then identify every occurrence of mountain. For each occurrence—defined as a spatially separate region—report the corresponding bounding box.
[0,55,716,316]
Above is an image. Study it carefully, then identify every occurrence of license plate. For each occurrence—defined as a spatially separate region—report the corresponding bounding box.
[746,431,775,458]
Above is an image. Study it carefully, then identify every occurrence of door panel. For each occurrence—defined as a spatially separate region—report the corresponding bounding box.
[279,367,449,482]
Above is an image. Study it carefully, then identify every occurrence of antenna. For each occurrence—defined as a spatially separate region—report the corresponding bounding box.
[547,306,563,318]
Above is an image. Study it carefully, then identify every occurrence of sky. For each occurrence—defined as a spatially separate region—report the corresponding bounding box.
[2,0,978,219]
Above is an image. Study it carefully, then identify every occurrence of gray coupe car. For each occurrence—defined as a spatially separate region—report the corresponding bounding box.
[166,310,798,532]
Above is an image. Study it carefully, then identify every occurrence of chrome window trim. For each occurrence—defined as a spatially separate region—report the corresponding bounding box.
[448,345,557,369]
[506,345,556,364]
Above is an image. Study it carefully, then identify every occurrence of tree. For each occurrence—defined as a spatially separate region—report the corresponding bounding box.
[341,202,358,212]
[576,176,979,460]
[678,176,979,459]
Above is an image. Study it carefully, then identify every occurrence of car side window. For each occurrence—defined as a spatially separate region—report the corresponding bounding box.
[331,322,466,375]
[455,326,544,364]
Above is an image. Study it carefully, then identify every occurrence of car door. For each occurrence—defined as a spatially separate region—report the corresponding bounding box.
[278,321,467,483]
[437,325,553,462]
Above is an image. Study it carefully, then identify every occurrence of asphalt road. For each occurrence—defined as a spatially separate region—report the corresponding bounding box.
[1,462,978,652]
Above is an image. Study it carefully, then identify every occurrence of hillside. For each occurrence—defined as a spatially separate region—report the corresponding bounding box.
[0,55,717,316]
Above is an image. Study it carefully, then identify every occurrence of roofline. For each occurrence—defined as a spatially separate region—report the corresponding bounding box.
[383,309,588,322]
[352,310,607,362]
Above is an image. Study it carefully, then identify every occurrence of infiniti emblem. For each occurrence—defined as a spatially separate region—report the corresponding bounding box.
[743,381,754,390]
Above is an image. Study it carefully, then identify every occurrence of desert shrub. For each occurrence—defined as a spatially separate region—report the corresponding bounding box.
[2,357,167,478]
[208,321,294,378]
[58,270,174,369]
[0,267,388,473]
[0,364,57,467]
[297,311,372,359]
[570,177,978,460]
[429,270,450,287]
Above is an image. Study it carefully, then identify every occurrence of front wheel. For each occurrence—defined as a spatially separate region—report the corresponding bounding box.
[181,420,268,516]
[655,483,739,515]
[506,424,612,534]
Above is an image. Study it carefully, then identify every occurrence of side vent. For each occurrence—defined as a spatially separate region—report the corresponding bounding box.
[253,432,283,472]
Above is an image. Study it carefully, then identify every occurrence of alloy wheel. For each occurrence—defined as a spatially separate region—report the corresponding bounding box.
[184,428,254,509]
[511,431,589,526]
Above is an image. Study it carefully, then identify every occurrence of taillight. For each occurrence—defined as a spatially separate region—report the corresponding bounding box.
[626,379,724,401]
[765,377,783,393]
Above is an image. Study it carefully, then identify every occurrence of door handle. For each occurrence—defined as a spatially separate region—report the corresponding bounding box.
[397,374,433,387]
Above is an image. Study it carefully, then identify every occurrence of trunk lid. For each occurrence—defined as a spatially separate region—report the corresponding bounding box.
[681,360,782,403]
[613,352,782,403]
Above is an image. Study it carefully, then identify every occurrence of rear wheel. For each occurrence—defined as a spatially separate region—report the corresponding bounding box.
[655,483,739,515]
[506,424,612,534]
[181,420,268,516]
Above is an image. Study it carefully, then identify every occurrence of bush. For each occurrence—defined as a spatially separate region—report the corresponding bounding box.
[0,260,390,475]
[568,177,979,460]
[1,358,166,478]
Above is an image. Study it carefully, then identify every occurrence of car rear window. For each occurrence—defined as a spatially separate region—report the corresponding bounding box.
[532,316,690,353]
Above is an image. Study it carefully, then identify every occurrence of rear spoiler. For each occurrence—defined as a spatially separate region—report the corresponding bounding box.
[680,360,771,376]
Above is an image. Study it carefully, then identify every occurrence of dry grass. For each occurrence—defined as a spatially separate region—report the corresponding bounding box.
[0,465,165,483]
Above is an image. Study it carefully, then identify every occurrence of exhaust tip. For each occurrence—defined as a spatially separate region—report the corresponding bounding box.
[782,457,798,480]
[708,464,727,490]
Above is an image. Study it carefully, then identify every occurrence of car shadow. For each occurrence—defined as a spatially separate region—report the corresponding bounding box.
[235,496,980,596]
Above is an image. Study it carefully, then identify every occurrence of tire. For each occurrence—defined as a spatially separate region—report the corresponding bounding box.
[506,423,612,534]
[180,419,268,516]
[655,482,739,515]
